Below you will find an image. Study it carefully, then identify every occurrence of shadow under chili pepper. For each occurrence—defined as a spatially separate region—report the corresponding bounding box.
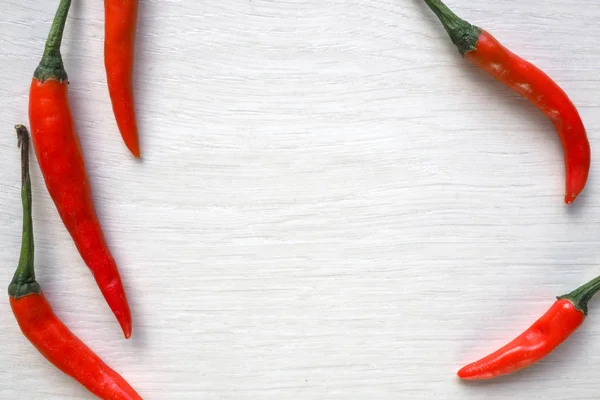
[60,0,87,150]
[59,0,82,84]
[127,302,149,348]
[124,0,152,349]
[565,178,591,215]
[132,0,153,160]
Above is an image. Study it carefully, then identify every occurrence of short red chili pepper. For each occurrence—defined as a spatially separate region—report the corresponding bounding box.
[457,275,600,380]
[9,125,143,399]
[28,0,132,338]
[104,0,140,158]
[423,0,591,204]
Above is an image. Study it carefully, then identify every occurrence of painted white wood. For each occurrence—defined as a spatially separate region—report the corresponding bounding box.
[1,0,600,398]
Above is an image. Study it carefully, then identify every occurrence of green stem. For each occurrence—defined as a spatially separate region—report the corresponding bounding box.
[559,276,600,316]
[34,0,72,82]
[423,0,482,56]
[8,126,41,299]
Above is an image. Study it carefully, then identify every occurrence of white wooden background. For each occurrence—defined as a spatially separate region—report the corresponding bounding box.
[1,0,600,398]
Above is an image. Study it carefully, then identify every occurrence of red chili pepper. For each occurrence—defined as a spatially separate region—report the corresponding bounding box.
[457,276,600,380]
[28,0,132,338]
[423,0,591,204]
[9,125,143,399]
[104,0,140,158]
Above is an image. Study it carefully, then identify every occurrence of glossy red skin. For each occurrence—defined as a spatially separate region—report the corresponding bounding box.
[10,293,142,399]
[466,31,591,204]
[105,0,140,158]
[457,299,585,380]
[29,79,132,338]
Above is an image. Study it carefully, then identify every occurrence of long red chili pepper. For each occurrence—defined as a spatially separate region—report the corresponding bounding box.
[104,0,140,158]
[423,0,591,204]
[28,0,132,338]
[10,125,142,399]
[457,275,600,380]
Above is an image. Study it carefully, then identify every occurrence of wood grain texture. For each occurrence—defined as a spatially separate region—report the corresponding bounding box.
[1,0,600,398]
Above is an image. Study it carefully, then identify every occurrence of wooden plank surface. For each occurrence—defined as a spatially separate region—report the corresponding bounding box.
[1,0,600,398]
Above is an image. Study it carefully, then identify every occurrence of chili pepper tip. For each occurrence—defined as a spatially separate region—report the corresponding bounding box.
[131,150,141,159]
[456,365,479,380]
[117,314,132,339]
[564,193,576,204]
[125,139,141,159]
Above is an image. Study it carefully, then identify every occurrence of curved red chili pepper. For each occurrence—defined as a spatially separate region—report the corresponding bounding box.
[423,0,591,204]
[104,0,140,158]
[28,0,132,338]
[10,125,142,399]
[457,275,600,380]
[11,294,143,399]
